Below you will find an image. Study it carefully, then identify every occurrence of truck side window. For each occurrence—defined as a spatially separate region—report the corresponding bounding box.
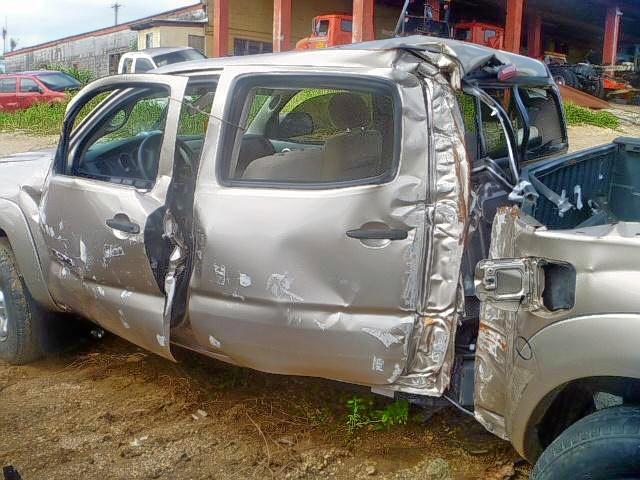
[135,58,155,73]
[221,80,397,187]
[20,78,40,93]
[72,88,170,189]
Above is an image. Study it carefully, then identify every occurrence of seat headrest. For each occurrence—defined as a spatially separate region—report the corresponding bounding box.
[328,93,369,130]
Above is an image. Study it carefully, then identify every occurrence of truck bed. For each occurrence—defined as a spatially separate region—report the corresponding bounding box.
[522,137,640,230]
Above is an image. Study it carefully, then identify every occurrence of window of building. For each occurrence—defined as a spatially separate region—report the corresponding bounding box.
[341,19,353,32]
[145,32,154,49]
[0,77,17,93]
[19,78,40,93]
[233,38,273,56]
[484,29,497,42]
[188,34,205,54]
[220,78,398,187]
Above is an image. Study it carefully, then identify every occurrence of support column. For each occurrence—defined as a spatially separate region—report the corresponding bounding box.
[504,0,524,53]
[212,0,229,57]
[603,6,622,65]
[527,13,543,58]
[428,0,441,22]
[273,0,292,52]
[352,0,375,44]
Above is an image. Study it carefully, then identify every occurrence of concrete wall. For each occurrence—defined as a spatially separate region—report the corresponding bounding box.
[5,29,136,77]
[5,4,206,77]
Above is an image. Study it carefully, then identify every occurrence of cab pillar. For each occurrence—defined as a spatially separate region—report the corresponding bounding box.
[211,0,229,57]
[603,6,622,65]
[505,0,524,53]
[352,0,375,44]
[273,0,292,52]
[528,13,543,58]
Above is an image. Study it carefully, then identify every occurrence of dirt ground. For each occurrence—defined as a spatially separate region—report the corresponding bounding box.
[2,118,640,480]
[0,133,58,156]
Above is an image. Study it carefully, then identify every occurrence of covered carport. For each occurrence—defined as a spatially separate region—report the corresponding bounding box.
[205,0,638,67]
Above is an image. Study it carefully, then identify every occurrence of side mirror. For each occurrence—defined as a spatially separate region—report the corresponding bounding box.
[38,86,45,94]
[274,111,314,139]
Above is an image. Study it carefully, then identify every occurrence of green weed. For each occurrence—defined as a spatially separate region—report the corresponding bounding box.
[563,101,620,129]
[346,395,409,433]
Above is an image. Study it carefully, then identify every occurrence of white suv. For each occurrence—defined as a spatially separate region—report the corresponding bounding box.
[117,47,206,74]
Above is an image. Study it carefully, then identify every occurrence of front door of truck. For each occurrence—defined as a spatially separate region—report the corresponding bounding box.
[39,75,188,359]
[188,69,432,387]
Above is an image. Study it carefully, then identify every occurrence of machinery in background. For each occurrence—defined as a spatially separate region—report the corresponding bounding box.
[297,1,504,51]
[296,14,353,50]
[452,21,504,49]
[545,51,639,103]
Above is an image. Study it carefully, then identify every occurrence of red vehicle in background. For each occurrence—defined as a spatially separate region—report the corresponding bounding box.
[296,14,353,50]
[0,71,81,112]
[453,21,504,49]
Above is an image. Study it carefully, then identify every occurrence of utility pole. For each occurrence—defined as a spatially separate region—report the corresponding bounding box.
[2,17,7,56]
[111,3,123,26]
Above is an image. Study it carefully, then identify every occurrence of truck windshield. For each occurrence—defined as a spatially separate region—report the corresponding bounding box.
[153,49,206,68]
[35,72,81,92]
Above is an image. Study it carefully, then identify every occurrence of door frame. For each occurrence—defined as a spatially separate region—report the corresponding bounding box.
[41,73,190,359]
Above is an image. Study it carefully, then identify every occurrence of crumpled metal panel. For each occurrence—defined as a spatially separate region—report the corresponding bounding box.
[187,60,423,386]
[474,205,640,441]
[473,206,520,439]
[387,70,471,396]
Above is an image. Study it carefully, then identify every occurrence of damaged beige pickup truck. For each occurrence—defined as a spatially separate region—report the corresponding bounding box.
[1,36,639,478]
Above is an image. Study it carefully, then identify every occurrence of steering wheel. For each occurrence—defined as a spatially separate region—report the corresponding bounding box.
[137,131,164,181]
[137,132,196,181]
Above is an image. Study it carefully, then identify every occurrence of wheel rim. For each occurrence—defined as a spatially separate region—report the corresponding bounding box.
[0,290,8,342]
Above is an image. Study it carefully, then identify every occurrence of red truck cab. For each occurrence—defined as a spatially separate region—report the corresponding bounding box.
[296,14,353,50]
[0,71,80,112]
[453,21,504,50]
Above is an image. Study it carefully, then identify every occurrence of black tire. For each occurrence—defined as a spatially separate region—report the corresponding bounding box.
[532,406,640,480]
[0,237,47,364]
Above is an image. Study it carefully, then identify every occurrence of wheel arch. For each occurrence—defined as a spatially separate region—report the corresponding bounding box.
[506,314,640,462]
[0,198,58,311]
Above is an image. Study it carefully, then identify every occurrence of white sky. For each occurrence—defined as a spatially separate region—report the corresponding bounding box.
[1,0,198,52]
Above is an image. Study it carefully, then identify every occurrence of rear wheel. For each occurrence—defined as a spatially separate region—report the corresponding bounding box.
[0,238,47,364]
[532,406,640,480]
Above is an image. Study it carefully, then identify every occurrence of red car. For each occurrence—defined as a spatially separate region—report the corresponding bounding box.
[0,71,81,112]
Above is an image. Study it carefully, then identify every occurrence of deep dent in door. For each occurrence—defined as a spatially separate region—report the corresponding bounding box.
[183,57,470,397]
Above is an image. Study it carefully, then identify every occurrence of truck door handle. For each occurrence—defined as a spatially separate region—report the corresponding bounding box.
[106,215,140,234]
[346,228,408,241]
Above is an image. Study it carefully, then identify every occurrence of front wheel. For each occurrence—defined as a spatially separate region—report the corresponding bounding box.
[0,238,48,364]
[532,406,640,480]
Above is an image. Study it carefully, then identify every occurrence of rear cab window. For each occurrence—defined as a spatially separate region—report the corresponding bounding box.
[458,85,566,168]
[219,75,399,187]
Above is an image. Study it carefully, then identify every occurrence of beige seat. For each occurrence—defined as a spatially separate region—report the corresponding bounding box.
[322,93,383,181]
[242,92,383,183]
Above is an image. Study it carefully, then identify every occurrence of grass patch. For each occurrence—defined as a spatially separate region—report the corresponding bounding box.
[563,101,620,129]
[0,99,69,135]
